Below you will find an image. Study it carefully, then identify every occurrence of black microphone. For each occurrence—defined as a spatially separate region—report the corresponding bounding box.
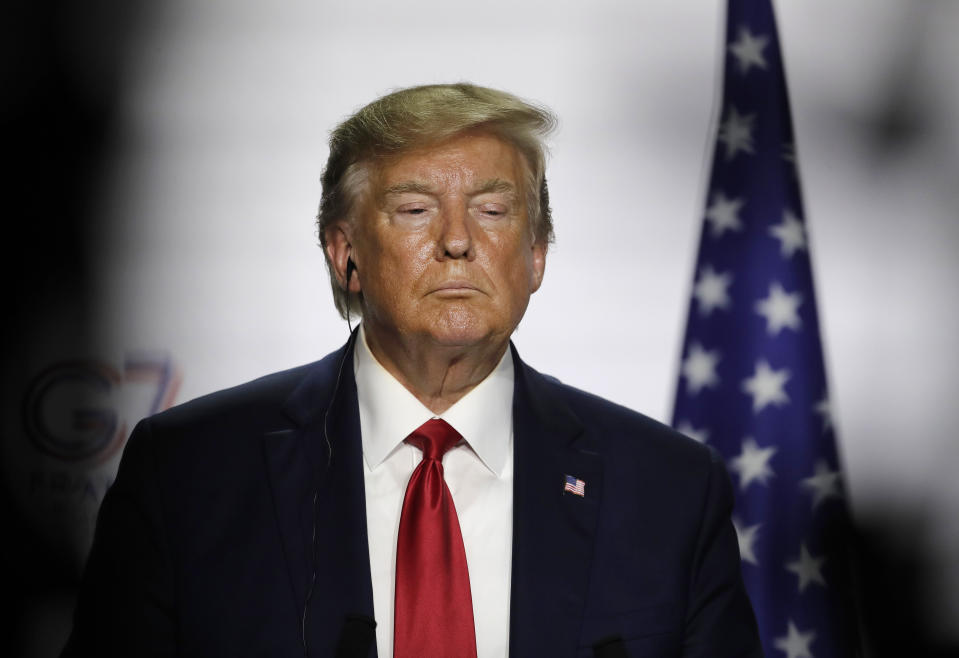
[334,615,377,658]
[592,635,628,658]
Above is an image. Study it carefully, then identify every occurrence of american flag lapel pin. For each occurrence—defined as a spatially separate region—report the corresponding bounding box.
[563,474,586,497]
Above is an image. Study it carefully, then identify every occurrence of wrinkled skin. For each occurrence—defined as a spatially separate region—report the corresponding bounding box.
[324,131,546,412]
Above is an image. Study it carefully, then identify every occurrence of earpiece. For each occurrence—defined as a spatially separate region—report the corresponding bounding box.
[345,257,357,333]
[345,257,357,286]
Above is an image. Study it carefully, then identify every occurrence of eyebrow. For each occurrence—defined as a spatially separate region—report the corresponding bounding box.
[471,178,516,196]
[382,181,436,197]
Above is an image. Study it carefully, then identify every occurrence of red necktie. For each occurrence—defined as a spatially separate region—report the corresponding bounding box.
[394,419,477,658]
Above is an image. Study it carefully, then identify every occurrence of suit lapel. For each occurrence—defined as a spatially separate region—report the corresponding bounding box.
[262,335,376,656]
[509,346,604,656]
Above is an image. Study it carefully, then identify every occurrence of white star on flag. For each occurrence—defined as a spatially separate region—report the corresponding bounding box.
[733,518,761,566]
[782,141,796,165]
[693,265,733,315]
[728,26,770,74]
[676,420,709,444]
[681,343,721,394]
[769,209,807,257]
[705,191,745,237]
[718,106,756,161]
[814,395,832,432]
[742,359,790,412]
[785,543,827,592]
[755,282,803,334]
[730,437,777,490]
[800,460,842,508]
[774,620,817,658]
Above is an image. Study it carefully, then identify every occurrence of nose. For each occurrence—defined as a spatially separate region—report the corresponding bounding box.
[436,203,475,261]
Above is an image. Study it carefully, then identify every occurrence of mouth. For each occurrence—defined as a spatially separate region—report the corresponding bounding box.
[430,280,482,297]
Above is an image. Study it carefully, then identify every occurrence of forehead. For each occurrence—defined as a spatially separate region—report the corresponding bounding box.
[373,132,526,194]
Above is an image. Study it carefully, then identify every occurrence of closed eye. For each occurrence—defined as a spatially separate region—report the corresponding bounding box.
[476,204,509,218]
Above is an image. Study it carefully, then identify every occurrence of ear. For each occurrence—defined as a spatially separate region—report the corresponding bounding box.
[529,240,546,294]
[324,222,362,294]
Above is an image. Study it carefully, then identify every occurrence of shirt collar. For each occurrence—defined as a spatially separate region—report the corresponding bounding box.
[354,323,514,477]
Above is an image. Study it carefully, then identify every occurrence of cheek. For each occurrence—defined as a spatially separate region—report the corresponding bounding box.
[398,236,434,275]
[486,236,537,297]
[373,234,434,287]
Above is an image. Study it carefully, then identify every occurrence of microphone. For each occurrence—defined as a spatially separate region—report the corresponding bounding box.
[592,635,628,658]
[334,615,377,658]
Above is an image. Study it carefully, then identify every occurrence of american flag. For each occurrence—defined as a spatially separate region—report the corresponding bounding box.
[564,474,585,498]
[672,1,860,656]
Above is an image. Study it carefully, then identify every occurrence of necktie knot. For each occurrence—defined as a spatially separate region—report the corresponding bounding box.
[405,418,461,462]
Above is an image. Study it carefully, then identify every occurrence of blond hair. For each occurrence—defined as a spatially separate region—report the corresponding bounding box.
[317,83,556,319]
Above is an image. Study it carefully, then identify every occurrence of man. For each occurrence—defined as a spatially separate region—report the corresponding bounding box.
[64,83,761,657]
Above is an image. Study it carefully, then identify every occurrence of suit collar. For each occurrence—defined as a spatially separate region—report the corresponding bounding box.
[281,332,355,431]
[508,343,604,656]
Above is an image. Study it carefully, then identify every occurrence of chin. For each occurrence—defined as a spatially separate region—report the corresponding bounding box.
[423,307,502,349]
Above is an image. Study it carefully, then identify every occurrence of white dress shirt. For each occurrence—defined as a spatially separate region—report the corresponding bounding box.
[355,325,514,658]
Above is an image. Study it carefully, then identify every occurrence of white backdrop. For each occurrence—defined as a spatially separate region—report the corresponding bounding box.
[82,0,959,646]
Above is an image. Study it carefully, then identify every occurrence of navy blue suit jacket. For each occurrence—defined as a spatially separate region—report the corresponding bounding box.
[64,338,761,657]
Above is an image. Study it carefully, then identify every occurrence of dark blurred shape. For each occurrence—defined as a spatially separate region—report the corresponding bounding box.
[862,11,930,161]
[2,0,147,655]
[855,512,959,658]
[839,0,947,167]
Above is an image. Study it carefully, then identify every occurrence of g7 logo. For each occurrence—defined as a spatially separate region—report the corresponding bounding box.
[22,354,179,464]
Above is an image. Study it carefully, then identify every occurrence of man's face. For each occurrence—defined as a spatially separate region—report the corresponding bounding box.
[342,131,546,352]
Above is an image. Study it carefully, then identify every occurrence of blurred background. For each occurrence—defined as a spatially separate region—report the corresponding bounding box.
[4,0,957,655]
